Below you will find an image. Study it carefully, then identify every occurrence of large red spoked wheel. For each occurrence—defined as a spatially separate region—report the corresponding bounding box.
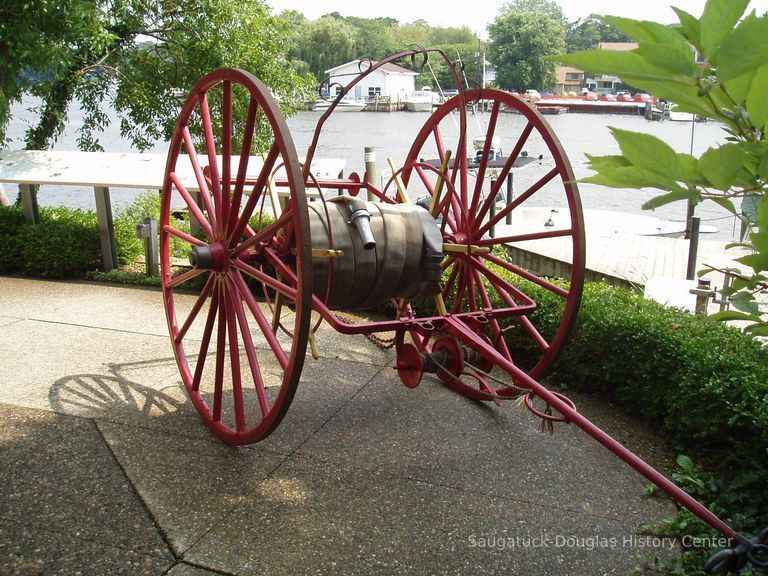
[160,68,311,445]
[399,88,585,399]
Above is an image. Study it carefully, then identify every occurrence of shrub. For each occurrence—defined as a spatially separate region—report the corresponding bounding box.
[17,206,101,277]
[0,205,25,273]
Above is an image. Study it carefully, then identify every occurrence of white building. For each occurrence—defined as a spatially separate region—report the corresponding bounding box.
[325,60,418,102]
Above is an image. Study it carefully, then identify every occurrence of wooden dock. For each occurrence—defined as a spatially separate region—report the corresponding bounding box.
[363,96,406,112]
[499,223,751,295]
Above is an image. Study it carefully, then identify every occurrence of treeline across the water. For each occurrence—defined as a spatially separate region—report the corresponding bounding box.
[280,1,629,92]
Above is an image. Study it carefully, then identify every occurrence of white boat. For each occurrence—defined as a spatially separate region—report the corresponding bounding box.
[405,88,439,112]
[472,135,502,162]
[313,96,366,112]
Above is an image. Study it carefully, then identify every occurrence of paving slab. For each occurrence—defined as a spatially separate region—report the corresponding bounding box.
[0,404,173,564]
[0,519,172,576]
[0,276,169,336]
[166,563,225,576]
[99,421,287,556]
[183,455,675,576]
[300,369,674,522]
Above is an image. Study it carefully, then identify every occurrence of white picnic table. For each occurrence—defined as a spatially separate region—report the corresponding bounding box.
[0,150,345,271]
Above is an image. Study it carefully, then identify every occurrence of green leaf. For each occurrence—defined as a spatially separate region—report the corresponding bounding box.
[700,0,750,58]
[746,64,768,130]
[642,188,698,210]
[601,16,685,45]
[716,14,768,80]
[581,168,672,190]
[723,69,757,105]
[746,324,768,336]
[555,49,670,81]
[678,153,709,186]
[757,196,768,233]
[748,231,768,253]
[610,127,682,178]
[731,291,762,314]
[736,252,768,273]
[710,196,737,215]
[635,43,697,76]
[698,144,746,190]
[708,310,759,322]
[676,454,695,472]
[760,154,768,180]
[671,8,702,51]
[584,154,630,170]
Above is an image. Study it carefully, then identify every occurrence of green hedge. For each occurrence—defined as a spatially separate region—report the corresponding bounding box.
[0,192,165,278]
[0,205,25,273]
[17,207,102,277]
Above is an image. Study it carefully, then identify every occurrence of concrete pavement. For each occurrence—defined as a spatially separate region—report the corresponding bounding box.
[0,276,678,575]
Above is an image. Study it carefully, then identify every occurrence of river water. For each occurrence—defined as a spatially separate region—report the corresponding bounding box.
[5,97,743,241]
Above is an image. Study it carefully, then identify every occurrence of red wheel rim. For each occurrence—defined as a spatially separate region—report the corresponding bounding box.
[398,88,585,399]
[160,68,311,445]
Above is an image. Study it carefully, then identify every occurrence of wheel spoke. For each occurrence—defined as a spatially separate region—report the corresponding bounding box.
[191,279,221,393]
[229,276,271,417]
[224,280,246,433]
[169,171,214,240]
[221,80,233,233]
[477,226,574,246]
[477,167,559,238]
[484,252,570,299]
[229,142,280,246]
[232,258,298,301]
[176,274,216,344]
[469,100,501,218]
[470,266,513,360]
[181,126,218,234]
[516,313,550,351]
[230,209,293,259]
[473,122,535,231]
[198,91,223,223]
[163,224,207,247]
[231,269,290,370]
[166,266,206,290]
[229,96,260,234]
[213,282,227,422]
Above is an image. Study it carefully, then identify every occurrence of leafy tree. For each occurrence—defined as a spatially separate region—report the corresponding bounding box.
[1,0,314,152]
[293,16,359,81]
[488,0,566,91]
[425,43,484,91]
[557,0,768,334]
[344,17,401,60]
[565,16,630,52]
[428,26,477,47]
[390,19,432,51]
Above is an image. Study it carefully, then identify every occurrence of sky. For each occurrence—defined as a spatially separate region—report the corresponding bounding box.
[266,0,768,37]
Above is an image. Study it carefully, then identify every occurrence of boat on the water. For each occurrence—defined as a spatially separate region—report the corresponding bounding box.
[313,97,366,112]
[405,88,439,112]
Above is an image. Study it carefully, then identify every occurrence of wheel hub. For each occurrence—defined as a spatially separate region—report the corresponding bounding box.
[189,243,229,272]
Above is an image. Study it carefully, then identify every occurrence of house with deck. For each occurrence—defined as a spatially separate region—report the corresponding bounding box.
[325,60,418,104]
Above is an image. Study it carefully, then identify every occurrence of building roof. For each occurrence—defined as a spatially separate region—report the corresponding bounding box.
[555,66,584,84]
[325,59,419,76]
[598,42,639,51]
